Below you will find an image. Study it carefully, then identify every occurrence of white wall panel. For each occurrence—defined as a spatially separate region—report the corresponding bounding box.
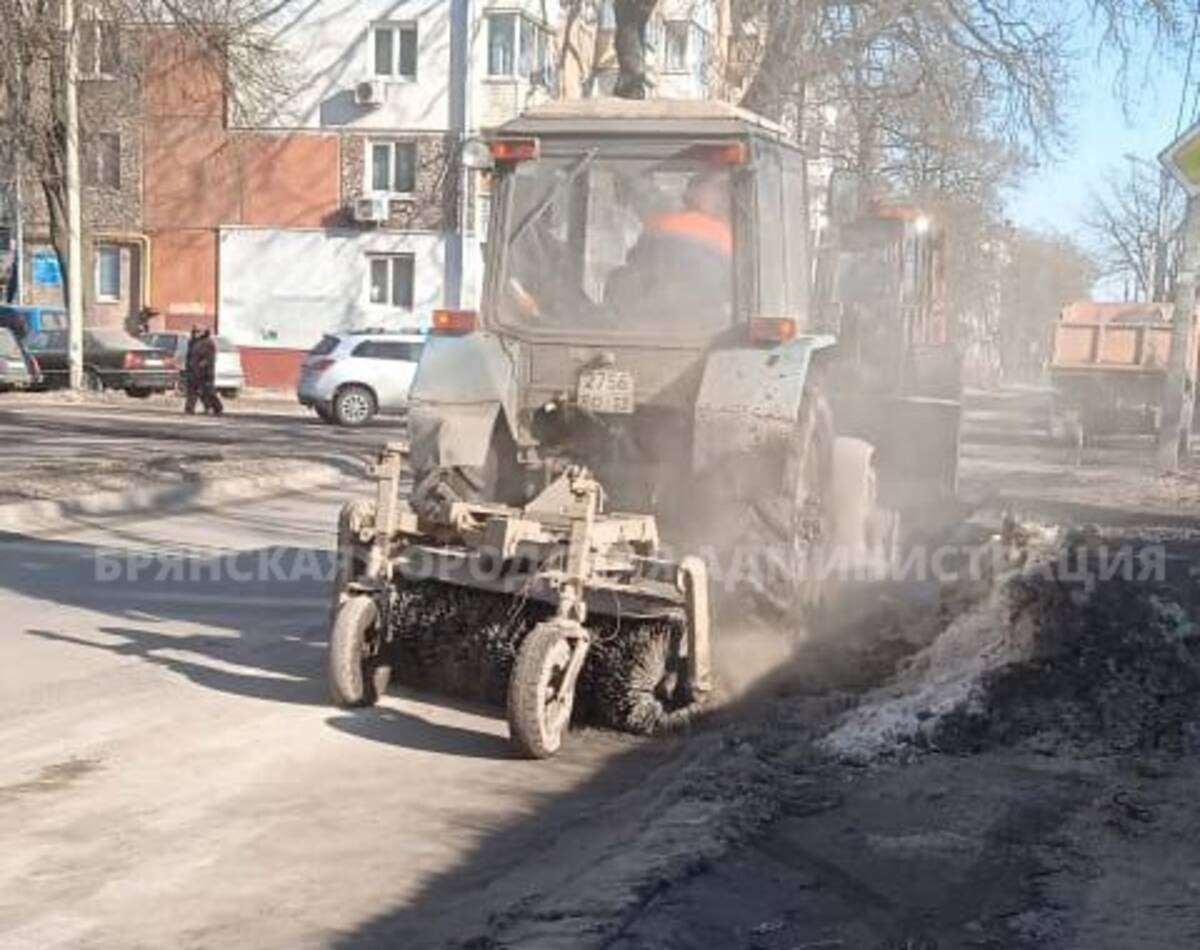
[219,227,445,349]
[247,0,454,131]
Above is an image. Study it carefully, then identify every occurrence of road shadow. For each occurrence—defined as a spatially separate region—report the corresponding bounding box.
[326,704,510,760]
[0,531,506,758]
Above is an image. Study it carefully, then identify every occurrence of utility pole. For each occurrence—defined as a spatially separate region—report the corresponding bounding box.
[64,0,85,389]
[12,52,26,307]
[1157,194,1200,471]
[13,153,24,306]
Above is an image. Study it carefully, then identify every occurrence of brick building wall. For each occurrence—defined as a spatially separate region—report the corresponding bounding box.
[338,133,459,232]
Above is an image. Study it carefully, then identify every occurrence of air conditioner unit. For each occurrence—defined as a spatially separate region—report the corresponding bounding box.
[353,196,390,224]
[354,79,385,107]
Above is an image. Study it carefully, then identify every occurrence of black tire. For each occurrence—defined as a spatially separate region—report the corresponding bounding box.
[725,389,834,625]
[507,621,579,758]
[328,595,391,707]
[314,403,335,423]
[125,387,152,398]
[332,384,376,427]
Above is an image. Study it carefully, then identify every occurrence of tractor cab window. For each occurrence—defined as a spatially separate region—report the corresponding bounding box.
[496,149,735,339]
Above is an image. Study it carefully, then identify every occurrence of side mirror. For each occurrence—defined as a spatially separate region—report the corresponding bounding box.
[461,138,494,171]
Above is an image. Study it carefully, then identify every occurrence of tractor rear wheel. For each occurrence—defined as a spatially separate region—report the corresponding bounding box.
[328,595,391,707]
[507,621,582,758]
[727,389,834,626]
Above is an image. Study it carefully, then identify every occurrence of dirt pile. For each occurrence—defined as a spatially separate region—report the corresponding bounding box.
[823,526,1200,762]
[938,558,1200,756]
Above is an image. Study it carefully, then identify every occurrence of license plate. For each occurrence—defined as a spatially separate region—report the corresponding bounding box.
[143,359,162,366]
[577,368,635,414]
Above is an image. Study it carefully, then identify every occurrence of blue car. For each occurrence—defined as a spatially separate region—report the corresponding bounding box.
[0,304,68,341]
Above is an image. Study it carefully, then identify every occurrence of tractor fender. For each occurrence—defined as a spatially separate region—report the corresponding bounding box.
[407,332,520,471]
[692,333,836,475]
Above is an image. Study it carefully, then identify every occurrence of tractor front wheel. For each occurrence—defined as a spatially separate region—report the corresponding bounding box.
[328,595,391,707]
[507,622,585,759]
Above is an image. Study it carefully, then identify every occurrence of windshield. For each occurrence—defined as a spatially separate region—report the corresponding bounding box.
[145,333,180,352]
[86,329,145,349]
[496,151,735,339]
[309,335,339,356]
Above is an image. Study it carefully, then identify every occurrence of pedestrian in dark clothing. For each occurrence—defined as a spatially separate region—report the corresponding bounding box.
[185,328,223,415]
[184,327,202,414]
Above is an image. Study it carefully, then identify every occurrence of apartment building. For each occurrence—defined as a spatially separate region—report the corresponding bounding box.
[4,1,730,384]
[4,18,148,330]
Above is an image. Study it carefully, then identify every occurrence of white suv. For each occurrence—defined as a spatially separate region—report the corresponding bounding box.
[297,329,425,427]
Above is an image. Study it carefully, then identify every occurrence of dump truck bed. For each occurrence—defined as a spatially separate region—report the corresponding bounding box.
[1050,302,1179,376]
[1048,301,1198,435]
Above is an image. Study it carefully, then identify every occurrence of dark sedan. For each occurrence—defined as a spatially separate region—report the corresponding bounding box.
[26,328,178,396]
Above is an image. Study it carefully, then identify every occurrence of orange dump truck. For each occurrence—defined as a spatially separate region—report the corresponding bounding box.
[1049,301,1198,436]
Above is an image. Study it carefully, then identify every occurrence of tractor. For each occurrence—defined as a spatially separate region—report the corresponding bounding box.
[327,99,962,758]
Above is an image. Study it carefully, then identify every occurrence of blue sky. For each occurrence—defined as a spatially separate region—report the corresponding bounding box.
[1006,15,1191,237]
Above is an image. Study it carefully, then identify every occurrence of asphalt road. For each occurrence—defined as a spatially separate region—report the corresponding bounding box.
[3,387,1196,949]
[0,484,661,949]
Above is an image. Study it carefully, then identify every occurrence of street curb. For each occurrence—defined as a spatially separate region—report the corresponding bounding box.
[0,458,363,534]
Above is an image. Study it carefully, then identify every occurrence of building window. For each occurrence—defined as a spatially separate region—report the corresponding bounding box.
[488,13,516,75]
[372,23,417,79]
[80,20,120,77]
[95,245,121,301]
[368,140,417,194]
[84,132,121,189]
[487,12,553,85]
[663,21,689,72]
[367,254,415,309]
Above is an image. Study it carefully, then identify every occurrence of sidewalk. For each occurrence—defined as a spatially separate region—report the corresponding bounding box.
[3,386,308,415]
[0,450,366,533]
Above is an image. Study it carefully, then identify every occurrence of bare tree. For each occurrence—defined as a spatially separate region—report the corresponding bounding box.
[730,1,1071,191]
[998,231,1096,381]
[1084,159,1185,301]
[0,0,293,302]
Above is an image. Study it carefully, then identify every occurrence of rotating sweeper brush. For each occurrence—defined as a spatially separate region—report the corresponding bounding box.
[327,444,712,758]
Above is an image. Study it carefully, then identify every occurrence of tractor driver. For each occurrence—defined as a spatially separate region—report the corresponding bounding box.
[604,171,733,330]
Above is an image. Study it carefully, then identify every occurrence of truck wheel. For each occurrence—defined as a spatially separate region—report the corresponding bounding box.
[333,385,376,427]
[328,595,391,707]
[507,621,580,758]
